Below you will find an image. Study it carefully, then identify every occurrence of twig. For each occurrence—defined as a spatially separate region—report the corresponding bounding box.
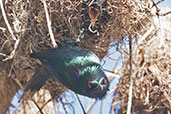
[1,40,9,50]
[59,97,68,114]
[159,11,171,16]
[75,94,86,114]
[60,96,76,114]
[88,22,99,36]
[88,0,95,6]
[0,0,16,40]
[66,102,76,114]
[86,99,97,114]
[103,69,114,74]
[104,71,120,79]
[0,52,6,57]
[2,38,20,61]
[156,0,165,5]
[100,101,103,114]
[40,98,53,111]
[14,78,24,90]
[0,27,6,32]
[137,25,154,46]
[126,37,133,114]
[41,0,57,47]
[32,98,44,114]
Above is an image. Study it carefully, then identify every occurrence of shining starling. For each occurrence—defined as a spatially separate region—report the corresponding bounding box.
[25,42,109,99]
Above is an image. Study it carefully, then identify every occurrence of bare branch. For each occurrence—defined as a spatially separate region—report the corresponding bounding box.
[156,0,165,5]
[126,37,133,114]
[32,98,44,114]
[160,11,171,16]
[41,0,57,47]
[100,101,103,114]
[0,52,6,57]
[75,94,86,114]
[86,99,97,114]
[0,0,16,40]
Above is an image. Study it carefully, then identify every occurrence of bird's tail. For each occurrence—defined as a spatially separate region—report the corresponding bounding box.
[29,50,39,59]
[24,66,52,91]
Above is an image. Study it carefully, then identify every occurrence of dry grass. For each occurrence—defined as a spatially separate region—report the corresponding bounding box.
[112,6,171,114]
[0,0,170,114]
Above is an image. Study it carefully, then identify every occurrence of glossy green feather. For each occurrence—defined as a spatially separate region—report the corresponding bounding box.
[25,43,109,98]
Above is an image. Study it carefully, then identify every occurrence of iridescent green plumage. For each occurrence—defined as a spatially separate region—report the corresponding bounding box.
[25,43,109,98]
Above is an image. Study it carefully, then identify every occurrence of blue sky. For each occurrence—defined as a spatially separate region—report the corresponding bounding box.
[154,0,171,8]
[9,1,171,114]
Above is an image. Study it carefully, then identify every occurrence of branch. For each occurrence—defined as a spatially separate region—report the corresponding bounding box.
[41,0,57,47]
[75,94,86,114]
[156,0,165,5]
[100,101,103,114]
[159,11,171,16]
[126,37,133,114]
[0,0,16,40]
[86,99,97,114]
[59,97,68,114]
[32,98,44,114]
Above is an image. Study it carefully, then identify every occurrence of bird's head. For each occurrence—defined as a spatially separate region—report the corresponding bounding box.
[78,65,109,99]
[89,3,101,21]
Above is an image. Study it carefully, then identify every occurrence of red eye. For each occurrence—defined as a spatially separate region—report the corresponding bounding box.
[103,79,107,84]
[88,83,92,88]
[101,78,107,85]
[88,82,98,89]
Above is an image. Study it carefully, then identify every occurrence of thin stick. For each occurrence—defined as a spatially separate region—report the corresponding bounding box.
[3,38,20,61]
[59,97,67,114]
[0,0,16,40]
[75,94,86,114]
[137,25,154,46]
[100,101,103,114]
[31,98,44,114]
[159,11,171,16]
[41,0,57,47]
[88,0,95,6]
[40,98,53,111]
[156,0,165,5]
[88,22,99,36]
[86,99,97,114]
[0,52,6,56]
[126,37,133,114]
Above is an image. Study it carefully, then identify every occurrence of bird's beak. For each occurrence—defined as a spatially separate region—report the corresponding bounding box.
[89,6,100,21]
[100,85,104,90]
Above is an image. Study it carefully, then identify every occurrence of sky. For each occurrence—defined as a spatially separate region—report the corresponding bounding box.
[9,1,171,114]
[154,0,171,8]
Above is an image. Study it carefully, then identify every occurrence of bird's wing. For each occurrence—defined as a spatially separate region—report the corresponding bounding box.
[24,66,52,91]
[30,47,100,67]
[29,47,100,85]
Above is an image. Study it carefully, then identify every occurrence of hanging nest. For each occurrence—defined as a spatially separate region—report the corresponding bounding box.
[0,0,170,114]
[113,6,171,114]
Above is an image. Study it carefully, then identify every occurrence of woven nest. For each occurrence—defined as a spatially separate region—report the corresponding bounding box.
[0,0,170,114]
[113,7,171,114]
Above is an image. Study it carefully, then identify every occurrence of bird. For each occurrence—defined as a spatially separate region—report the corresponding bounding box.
[25,42,109,99]
[88,0,102,27]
